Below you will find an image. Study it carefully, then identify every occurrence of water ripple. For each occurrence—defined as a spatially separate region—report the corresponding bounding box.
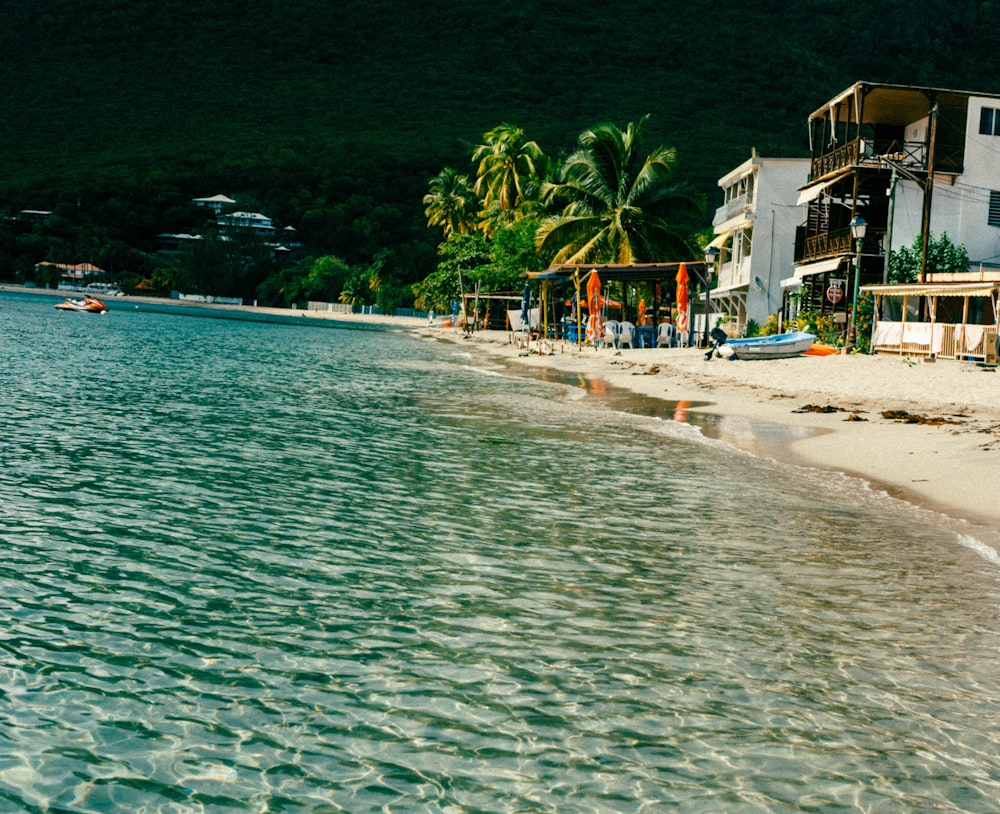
[4,293,1000,811]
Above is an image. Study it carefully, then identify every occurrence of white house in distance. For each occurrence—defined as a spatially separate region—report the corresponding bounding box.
[708,151,809,333]
[218,211,276,237]
[192,194,237,214]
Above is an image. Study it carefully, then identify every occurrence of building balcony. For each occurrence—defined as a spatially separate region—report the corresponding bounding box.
[712,193,752,227]
[810,137,927,181]
[714,259,750,293]
[796,226,885,265]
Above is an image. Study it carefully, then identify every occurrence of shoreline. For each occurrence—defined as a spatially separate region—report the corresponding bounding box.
[0,284,429,329]
[429,326,1000,533]
[9,284,997,531]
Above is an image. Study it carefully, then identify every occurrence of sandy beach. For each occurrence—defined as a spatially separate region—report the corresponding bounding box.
[8,285,996,530]
[427,325,1000,531]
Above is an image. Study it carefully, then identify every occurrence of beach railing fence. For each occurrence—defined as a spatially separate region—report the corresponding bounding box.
[872,322,997,362]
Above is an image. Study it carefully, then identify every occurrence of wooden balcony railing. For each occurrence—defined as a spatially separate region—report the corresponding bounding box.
[810,138,927,179]
[798,227,885,265]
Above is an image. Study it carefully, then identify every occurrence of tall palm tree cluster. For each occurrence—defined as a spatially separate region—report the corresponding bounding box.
[418,116,705,312]
[423,123,546,241]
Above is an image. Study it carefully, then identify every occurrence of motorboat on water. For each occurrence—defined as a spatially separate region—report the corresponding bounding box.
[717,331,816,360]
[55,296,109,314]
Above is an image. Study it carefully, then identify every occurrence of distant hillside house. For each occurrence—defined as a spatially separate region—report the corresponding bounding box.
[36,261,106,284]
[156,232,204,255]
[218,211,275,236]
[192,194,237,214]
[19,209,52,221]
[35,260,112,293]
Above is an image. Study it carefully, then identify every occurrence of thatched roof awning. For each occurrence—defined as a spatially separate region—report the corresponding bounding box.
[861,283,1000,298]
[527,262,710,283]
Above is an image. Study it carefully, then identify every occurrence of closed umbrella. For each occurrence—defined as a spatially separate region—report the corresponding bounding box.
[520,283,530,329]
[675,263,689,343]
[585,269,603,346]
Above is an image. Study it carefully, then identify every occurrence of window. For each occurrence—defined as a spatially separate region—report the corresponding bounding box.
[979,107,1000,135]
[989,191,1000,227]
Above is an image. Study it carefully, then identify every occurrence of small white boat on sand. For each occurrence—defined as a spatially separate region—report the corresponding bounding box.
[718,331,815,360]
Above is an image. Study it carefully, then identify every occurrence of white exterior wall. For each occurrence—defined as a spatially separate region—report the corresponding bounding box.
[888,182,924,253]
[749,159,809,324]
[890,97,1000,267]
[712,156,808,327]
[954,96,1000,265]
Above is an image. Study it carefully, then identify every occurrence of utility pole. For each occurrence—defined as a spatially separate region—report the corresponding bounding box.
[919,103,938,284]
[883,164,897,283]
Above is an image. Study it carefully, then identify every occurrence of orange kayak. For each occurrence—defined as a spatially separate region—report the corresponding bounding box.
[803,343,839,356]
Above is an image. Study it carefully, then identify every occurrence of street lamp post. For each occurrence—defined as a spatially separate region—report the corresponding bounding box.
[848,214,867,345]
[703,246,719,347]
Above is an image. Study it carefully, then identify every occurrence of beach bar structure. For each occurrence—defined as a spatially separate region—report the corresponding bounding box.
[862,281,999,362]
[784,82,1000,345]
[526,262,713,347]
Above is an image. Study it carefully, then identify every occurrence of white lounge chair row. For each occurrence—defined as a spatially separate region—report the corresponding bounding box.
[600,320,680,348]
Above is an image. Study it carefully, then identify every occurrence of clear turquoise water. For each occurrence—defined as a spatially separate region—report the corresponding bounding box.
[3,291,1000,812]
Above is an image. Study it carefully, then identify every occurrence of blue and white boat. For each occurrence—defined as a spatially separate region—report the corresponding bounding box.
[718,331,815,360]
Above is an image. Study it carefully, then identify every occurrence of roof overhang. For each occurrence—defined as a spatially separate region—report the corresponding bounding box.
[527,262,710,283]
[713,215,755,234]
[796,177,840,205]
[809,82,943,125]
[793,257,846,279]
[708,232,732,250]
[712,282,749,296]
[861,283,1000,298]
[808,81,1000,130]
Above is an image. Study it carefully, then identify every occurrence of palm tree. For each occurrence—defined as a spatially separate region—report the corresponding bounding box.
[423,167,479,239]
[536,115,703,264]
[471,124,546,221]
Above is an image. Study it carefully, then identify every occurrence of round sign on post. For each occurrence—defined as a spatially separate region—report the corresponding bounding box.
[826,282,844,305]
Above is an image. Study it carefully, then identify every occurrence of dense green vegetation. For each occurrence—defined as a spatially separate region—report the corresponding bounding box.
[2,0,999,306]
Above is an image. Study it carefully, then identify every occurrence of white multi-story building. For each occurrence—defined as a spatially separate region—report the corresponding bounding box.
[791,81,1000,359]
[708,152,809,333]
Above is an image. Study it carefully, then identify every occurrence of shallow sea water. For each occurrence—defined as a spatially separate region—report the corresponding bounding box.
[3,291,1000,812]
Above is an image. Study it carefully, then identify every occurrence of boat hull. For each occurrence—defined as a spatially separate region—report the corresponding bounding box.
[720,331,815,360]
[55,297,108,314]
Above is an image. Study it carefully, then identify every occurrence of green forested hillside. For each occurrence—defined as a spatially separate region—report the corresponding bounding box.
[2,0,1000,301]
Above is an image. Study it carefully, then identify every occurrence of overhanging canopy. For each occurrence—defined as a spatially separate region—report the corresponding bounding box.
[796,177,840,205]
[861,283,1000,297]
[712,281,749,295]
[527,262,711,283]
[793,257,845,279]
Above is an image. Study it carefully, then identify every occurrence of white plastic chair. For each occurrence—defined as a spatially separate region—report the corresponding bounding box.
[656,322,677,348]
[601,319,620,348]
[617,321,635,349]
